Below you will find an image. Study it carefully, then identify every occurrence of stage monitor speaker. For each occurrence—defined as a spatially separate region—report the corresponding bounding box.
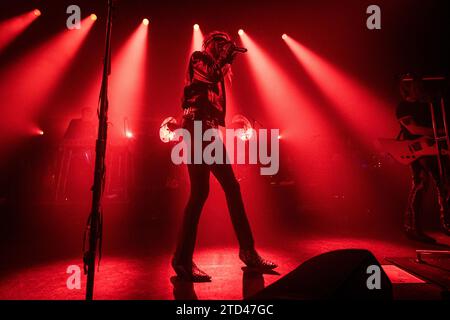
[248,249,392,300]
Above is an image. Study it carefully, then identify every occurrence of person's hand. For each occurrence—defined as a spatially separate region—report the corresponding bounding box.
[219,41,237,64]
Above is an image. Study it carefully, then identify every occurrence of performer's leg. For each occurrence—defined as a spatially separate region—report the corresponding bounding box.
[172,163,212,281]
[404,158,435,242]
[427,157,450,235]
[210,162,254,250]
[405,160,427,232]
[211,162,277,269]
[173,163,210,264]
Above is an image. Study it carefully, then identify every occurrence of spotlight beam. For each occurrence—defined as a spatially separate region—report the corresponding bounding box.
[283,36,397,141]
[190,24,204,53]
[109,22,149,125]
[239,32,375,209]
[239,32,327,139]
[0,16,96,134]
[0,10,39,53]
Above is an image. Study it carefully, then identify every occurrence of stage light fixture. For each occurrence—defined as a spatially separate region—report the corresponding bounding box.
[159,117,178,143]
[0,10,41,53]
[90,14,97,21]
[237,127,254,141]
[282,34,288,40]
[33,9,41,17]
[142,18,149,26]
[231,114,254,141]
[238,29,244,36]
[190,23,204,53]
[125,130,133,139]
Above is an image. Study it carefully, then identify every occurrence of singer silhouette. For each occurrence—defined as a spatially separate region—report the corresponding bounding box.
[172,31,277,282]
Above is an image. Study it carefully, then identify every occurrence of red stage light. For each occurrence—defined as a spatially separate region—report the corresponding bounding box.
[231,114,254,141]
[283,36,397,141]
[125,130,133,139]
[109,22,149,128]
[281,34,288,40]
[238,29,244,36]
[159,117,178,143]
[236,128,254,141]
[190,23,204,53]
[0,16,96,137]
[239,32,355,204]
[239,32,326,139]
[90,14,97,21]
[142,18,149,26]
[33,128,44,136]
[33,9,41,17]
[277,35,395,212]
[80,20,150,131]
[0,10,40,53]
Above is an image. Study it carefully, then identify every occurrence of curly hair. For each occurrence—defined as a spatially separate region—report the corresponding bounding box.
[202,31,231,50]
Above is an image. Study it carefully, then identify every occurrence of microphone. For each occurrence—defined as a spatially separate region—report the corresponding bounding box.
[233,46,248,53]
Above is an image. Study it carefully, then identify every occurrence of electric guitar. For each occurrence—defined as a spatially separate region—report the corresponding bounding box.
[377,136,448,165]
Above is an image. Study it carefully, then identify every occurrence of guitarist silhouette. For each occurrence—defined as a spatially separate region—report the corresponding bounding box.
[396,75,450,242]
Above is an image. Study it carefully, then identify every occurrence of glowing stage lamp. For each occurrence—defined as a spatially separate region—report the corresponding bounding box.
[231,114,254,141]
[142,18,149,26]
[125,130,133,139]
[281,34,288,40]
[90,14,97,21]
[159,117,178,143]
[237,127,254,141]
[238,29,244,36]
[190,23,204,53]
[0,10,41,53]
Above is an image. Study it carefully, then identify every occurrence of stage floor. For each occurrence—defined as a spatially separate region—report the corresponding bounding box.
[1,234,449,300]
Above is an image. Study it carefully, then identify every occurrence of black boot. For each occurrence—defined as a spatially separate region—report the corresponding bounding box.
[239,249,277,269]
[171,258,212,282]
[404,202,436,243]
[440,210,450,236]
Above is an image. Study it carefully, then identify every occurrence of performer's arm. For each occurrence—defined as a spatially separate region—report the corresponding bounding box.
[190,45,235,84]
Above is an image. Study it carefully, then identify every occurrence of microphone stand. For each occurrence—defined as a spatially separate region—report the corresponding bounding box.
[83,0,114,301]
